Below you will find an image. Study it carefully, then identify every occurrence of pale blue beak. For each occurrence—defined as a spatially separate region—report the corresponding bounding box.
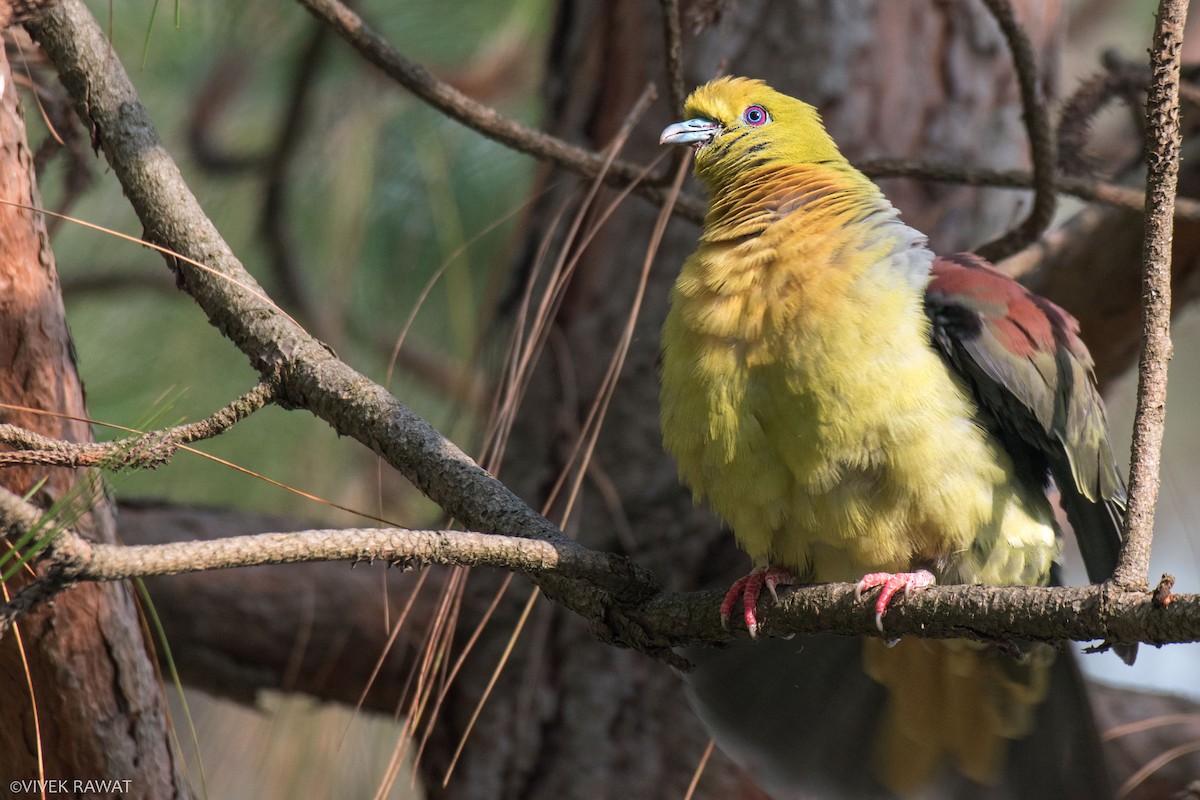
[660,118,721,146]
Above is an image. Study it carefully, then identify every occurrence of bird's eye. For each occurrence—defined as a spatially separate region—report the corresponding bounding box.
[743,104,769,127]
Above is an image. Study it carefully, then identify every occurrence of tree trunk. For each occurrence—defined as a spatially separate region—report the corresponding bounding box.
[0,42,188,798]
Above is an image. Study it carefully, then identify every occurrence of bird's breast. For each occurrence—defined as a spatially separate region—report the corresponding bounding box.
[660,219,1056,583]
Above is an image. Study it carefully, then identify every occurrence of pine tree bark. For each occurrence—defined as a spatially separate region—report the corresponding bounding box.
[0,42,188,798]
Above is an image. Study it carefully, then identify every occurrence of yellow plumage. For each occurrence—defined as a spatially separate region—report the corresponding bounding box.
[659,77,1061,790]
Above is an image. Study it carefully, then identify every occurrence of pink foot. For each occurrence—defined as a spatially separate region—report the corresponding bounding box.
[720,565,793,637]
[854,569,936,632]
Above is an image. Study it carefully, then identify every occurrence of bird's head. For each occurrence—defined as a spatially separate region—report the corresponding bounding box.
[660,77,845,190]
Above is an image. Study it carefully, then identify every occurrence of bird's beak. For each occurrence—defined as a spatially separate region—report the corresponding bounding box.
[660,118,721,146]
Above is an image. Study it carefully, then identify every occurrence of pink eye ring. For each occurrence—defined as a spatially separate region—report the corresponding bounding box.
[743,104,769,126]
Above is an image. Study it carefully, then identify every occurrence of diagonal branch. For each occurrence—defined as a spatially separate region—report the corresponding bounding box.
[1112,0,1188,589]
[294,0,707,220]
[25,1,661,653]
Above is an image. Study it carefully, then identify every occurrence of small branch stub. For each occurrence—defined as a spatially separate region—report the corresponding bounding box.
[1154,574,1176,608]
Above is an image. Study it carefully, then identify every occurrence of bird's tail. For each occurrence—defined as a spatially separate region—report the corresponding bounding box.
[863,637,1054,793]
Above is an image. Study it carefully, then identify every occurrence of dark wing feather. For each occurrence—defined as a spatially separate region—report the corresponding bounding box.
[925,254,1134,661]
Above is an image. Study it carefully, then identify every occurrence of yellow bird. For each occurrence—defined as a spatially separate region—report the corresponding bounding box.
[659,77,1132,794]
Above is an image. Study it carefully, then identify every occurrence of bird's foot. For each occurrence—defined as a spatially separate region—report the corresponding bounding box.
[720,565,793,637]
[854,569,936,632]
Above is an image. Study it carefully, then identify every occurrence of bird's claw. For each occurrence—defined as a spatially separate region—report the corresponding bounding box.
[720,565,793,637]
[854,569,936,632]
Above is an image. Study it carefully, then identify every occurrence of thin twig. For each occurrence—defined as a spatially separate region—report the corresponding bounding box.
[1056,63,1148,177]
[974,0,1057,262]
[1112,0,1188,589]
[295,0,701,217]
[861,157,1200,221]
[0,382,275,469]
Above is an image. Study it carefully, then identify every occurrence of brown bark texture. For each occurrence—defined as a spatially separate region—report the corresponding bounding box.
[0,43,187,799]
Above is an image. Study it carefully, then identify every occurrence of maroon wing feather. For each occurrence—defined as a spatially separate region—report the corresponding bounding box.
[925,253,1127,595]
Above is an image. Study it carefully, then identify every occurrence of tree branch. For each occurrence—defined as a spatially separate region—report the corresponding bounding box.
[1113,0,1188,589]
[294,0,706,220]
[973,0,1057,262]
[26,2,661,657]
[283,0,1200,248]
[3,494,634,589]
[19,0,1199,671]
[2,486,1196,656]
[0,382,274,468]
[644,580,1196,653]
[860,158,1200,222]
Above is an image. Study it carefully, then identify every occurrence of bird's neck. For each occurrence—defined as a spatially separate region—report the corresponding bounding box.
[696,162,933,304]
[701,162,895,245]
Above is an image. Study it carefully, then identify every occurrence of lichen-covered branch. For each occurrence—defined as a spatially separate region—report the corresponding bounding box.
[2,485,1196,654]
[1114,0,1188,588]
[0,382,274,469]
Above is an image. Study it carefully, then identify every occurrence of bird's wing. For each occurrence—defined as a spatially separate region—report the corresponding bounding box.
[924,253,1126,588]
